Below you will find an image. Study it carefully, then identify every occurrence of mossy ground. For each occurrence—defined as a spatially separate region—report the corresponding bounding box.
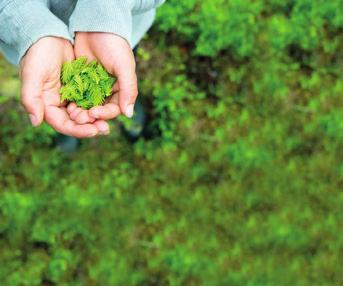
[0,0,342,285]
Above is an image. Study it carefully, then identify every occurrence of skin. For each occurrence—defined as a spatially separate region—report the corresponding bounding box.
[20,36,110,138]
[69,32,138,124]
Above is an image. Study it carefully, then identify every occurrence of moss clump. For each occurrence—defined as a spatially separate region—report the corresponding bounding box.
[59,56,116,109]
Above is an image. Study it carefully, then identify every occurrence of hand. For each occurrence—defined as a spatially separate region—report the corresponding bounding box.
[19,36,110,138]
[69,32,138,124]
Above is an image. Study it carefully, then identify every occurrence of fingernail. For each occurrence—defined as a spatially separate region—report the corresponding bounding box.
[29,114,38,127]
[92,112,99,119]
[125,104,134,118]
[88,130,98,138]
[101,130,110,136]
[98,124,109,133]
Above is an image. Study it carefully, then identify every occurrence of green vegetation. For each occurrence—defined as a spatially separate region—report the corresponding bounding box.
[60,56,116,109]
[0,0,342,285]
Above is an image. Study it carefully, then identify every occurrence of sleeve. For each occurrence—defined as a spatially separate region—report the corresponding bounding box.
[0,0,73,65]
[132,0,166,14]
[69,0,166,47]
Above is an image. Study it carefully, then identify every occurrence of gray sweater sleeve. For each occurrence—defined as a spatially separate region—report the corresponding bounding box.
[69,0,165,47]
[0,0,73,65]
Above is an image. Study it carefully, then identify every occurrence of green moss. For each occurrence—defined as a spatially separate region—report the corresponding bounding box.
[59,56,116,109]
[1,0,343,285]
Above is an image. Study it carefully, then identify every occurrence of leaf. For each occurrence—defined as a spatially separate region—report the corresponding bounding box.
[72,56,88,72]
[61,62,74,84]
[87,69,100,84]
[73,74,84,94]
[59,56,116,108]
[96,64,110,80]
[90,85,104,106]
[77,99,93,109]
[60,85,75,102]
[102,78,115,97]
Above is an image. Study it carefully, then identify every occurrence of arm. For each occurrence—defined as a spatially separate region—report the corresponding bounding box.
[0,0,72,65]
[69,0,166,47]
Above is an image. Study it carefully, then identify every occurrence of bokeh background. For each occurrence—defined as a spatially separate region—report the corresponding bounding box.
[0,0,342,285]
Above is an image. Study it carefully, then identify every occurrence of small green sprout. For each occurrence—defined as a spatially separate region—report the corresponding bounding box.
[59,56,116,109]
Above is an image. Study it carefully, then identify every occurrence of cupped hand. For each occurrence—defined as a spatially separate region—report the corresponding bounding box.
[69,32,138,124]
[19,36,110,138]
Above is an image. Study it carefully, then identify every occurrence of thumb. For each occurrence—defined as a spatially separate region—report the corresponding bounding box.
[118,71,138,118]
[111,49,138,118]
[21,78,44,127]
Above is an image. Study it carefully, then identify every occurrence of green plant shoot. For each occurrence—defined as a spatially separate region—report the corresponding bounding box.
[59,56,116,109]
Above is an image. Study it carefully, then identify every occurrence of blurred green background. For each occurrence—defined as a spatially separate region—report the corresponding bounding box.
[0,0,342,285]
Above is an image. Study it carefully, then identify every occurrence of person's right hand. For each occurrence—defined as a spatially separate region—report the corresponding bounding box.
[19,36,110,138]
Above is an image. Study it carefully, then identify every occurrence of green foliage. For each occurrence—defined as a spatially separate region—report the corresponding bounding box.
[1,0,343,285]
[60,57,116,109]
[156,0,343,58]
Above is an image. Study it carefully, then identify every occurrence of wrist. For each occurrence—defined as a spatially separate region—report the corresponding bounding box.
[20,36,74,70]
[69,0,133,47]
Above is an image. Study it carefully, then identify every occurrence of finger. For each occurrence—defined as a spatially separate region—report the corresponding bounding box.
[75,109,96,124]
[89,92,121,120]
[21,78,44,127]
[94,120,110,135]
[70,107,84,120]
[88,103,121,121]
[45,105,99,138]
[110,49,138,118]
[67,102,78,114]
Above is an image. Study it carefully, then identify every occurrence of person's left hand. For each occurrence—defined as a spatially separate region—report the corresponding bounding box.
[67,32,138,124]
